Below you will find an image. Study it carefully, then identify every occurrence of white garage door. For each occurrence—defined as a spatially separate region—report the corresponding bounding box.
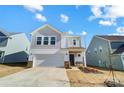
[33,51,64,67]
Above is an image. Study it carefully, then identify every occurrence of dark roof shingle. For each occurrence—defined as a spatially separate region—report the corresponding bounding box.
[97,35,124,41]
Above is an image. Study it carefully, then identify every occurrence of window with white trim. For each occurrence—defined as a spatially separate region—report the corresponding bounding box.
[36,37,42,45]
[50,37,56,45]
[73,40,76,45]
[43,37,49,45]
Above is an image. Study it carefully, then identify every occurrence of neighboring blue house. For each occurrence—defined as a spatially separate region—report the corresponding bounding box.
[0,29,30,63]
[86,35,124,70]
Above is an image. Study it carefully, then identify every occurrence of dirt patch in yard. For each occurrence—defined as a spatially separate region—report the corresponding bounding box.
[66,67,124,87]
[0,63,28,77]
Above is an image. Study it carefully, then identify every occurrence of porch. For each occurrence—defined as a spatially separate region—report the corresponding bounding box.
[64,47,85,68]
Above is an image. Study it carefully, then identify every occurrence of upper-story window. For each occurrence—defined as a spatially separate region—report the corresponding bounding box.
[50,37,56,45]
[44,37,49,45]
[36,36,56,45]
[36,37,42,45]
[73,40,76,46]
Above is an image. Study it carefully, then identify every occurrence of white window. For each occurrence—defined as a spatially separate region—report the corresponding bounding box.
[36,36,56,45]
[50,37,56,45]
[73,40,76,46]
[94,48,97,54]
[36,37,42,45]
[43,37,49,45]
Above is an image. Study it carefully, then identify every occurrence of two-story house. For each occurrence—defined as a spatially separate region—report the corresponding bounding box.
[86,35,124,70]
[29,24,85,67]
[0,29,30,63]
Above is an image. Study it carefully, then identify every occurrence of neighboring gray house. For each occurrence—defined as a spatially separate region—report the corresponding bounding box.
[0,29,30,63]
[29,24,86,67]
[86,35,124,70]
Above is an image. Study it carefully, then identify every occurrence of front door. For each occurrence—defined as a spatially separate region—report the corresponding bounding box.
[69,54,75,66]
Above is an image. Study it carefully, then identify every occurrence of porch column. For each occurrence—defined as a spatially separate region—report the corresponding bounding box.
[64,51,69,62]
[32,56,36,68]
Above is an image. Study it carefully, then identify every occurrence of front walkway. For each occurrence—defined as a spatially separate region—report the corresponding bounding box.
[0,67,70,87]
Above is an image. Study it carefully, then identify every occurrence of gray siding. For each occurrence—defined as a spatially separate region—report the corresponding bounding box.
[3,51,28,63]
[0,33,30,63]
[86,36,124,70]
[31,27,61,49]
[86,36,110,68]
[111,55,124,70]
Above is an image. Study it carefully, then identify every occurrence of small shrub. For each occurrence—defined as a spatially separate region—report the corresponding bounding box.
[78,65,84,71]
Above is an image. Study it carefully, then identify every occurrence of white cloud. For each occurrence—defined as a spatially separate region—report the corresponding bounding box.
[68,30,74,35]
[91,6,103,17]
[81,31,87,36]
[105,6,124,18]
[24,5,43,13]
[99,20,116,26]
[60,14,69,23]
[75,5,80,9]
[116,26,124,33]
[89,5,124,26]
[35,13,47,22]
[24,5,46,22]
[109,26,124,36]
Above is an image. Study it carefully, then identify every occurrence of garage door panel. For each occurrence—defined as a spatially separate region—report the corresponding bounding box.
[35,53,64,67]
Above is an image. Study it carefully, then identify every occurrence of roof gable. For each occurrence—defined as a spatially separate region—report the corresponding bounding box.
[0,29,22,37]
[31,24,62,35]
[0,29,10,36]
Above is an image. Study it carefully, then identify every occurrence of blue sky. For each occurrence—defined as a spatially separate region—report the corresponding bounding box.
[0,5,124,47]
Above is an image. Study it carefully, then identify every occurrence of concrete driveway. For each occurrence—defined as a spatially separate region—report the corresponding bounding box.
[0,67,70,87]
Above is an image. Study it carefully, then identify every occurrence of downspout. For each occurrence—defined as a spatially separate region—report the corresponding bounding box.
[82,35,87,67]
[107,41,116,83]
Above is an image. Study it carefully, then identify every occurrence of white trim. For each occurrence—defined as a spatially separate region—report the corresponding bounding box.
[72,39,76,46]
[31,49,59,54]
[50,36,56,45]
[43,36,49,45]
[43,36,57,46]
[36,36,42,45]
[36,36,57,46]
[95,35,110,41]
[64,35,81,38]
[69,53,76,65]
